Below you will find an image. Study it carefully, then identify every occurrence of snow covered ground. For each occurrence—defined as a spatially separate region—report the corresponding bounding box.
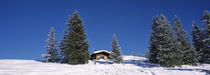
[0,56,209,75]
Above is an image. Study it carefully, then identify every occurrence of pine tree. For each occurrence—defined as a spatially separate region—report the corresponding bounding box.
[149,17,159,63]
[201,10,210,64]
[155,15,176,67]
[149,15,177,67]
[173,16,184,66]
[192,22,205,63]
[60,11,89,64]
[173,16,197,65]
[132,52,136,56]
[183,41,198,65]
[43,27,60,62]
[110,34,123,63]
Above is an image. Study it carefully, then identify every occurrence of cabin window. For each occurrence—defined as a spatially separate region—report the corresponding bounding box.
[99,56,104,59]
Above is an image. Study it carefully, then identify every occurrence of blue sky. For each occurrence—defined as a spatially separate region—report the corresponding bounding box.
[0,0,209,59]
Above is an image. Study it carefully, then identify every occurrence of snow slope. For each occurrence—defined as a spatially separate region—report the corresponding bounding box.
[0,56,209,75]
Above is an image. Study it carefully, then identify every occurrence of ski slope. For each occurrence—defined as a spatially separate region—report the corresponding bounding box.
[0,56,209,75]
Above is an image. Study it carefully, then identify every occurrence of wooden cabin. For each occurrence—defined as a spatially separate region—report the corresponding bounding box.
[90,50,111,60]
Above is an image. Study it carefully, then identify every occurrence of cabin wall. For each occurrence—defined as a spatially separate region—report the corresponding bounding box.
[90,51,110,60]
[96,54,108,60]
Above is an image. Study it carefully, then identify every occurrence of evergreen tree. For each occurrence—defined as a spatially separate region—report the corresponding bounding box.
[132,52,136,56]
[183,41,198,65]
[155,15,176,67]
[110,34,123,63]
[201,10,210,64]
[192,22,205,63]
[43,27,60,62]
[60,11,89,64]
[173,16,184,66]
[149,17,159,63]
[149,15,177,67]
[173,16,197,65]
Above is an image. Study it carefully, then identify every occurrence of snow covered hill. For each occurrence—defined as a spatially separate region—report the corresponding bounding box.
[0,56,209,75]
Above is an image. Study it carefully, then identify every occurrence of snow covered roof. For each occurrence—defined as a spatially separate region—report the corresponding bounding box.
[93,50,111,54]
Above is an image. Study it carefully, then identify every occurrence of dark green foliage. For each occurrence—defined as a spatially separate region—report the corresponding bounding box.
[201,10,210,64]
[43,27,60,62]
[148,17,159,63]
[132,52,136,56]
[182,42,198,65]
[192,22,205,63]
[155,15,177,67]
[149,15,198,67]
[110,34,123,63]
[149,15,177,67]
[60,11,89,65]
[173,16,197,65]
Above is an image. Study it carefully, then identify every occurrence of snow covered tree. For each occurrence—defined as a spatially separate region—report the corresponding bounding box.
[149,15,178,67]
[183,41,198,65]
[155,15,177,67]
[192,22,205,63]
[148,17,159,63]
[43,27,60,62]
[110,34,123,63]
[201,10,210,64]
[173,16,184,66]
[132,52,136,56]
[60,11,89,64]
[149,15,198,67]
[173,16,197,65]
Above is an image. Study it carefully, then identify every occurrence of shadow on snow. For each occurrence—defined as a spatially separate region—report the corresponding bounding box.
[122,59,160,68]
[93,59,210,74]
[92,59,159,68]
[167,68,210,74]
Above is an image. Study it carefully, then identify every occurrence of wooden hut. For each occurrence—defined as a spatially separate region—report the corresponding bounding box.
[90,50,111,60]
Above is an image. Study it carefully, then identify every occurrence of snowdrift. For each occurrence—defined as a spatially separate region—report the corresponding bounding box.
[0,56,209,75]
